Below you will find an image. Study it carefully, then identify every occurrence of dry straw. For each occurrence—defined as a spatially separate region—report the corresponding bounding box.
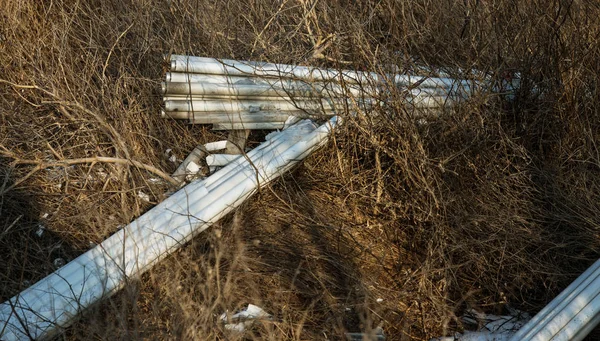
[1,0,599,340]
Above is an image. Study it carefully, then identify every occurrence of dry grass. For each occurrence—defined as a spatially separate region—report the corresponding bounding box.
[1,0,600,340]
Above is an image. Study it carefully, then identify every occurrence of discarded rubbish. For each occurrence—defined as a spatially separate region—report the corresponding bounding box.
[137,190,151,202]
[160,55,494,129]
[0,53,527,341]
[185,161,200,175]
[172,145,208,183]
[35,224,45,237]
[53,258,66,269]
[0,117,337,341]
[220,304,272,332]
[204,140,228,152]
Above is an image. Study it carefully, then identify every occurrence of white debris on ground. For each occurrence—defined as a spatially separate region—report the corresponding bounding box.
[35,213,50,237]
[164,148,179,164]
[53,258,66,269]
[35,224,45,238]
[184,161,200,176]
[220,304,272,332]
[204,140,228,152]
[137,190,151,202]
[431,308,531,341]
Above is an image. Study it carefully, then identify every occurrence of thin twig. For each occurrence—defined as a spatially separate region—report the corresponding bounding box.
[2,156,178,194]
[0,79,131,159]
[102,23,135,81]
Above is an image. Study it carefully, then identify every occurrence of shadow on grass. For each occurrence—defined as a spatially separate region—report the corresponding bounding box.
[237,174,378,339]
[0,160,78,302]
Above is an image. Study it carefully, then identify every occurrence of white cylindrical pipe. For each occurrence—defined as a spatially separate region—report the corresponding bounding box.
[162,111,296,123]
[162,80,373,99]
[509,259,600,340]
[162,87,464,103]
[166,72,252,84]
[527,273,600,340]
[169,55,357,82]
[204,140,228,152]
[549,291,600,341]
[211,122,287,130]
[193,114,297,125]
[162,94,455,115]
[161,110,324,121]
[570,308,600,341]
[165,71,472,100]
[163,81,316,97]
[163,99,368,113]
[167,55,477,90]
[165,71,377,93]
[162,81,466,103]
[162,94,311,101]
[161,95,375,104]
[0,118,336,341]
[206,154,241,167]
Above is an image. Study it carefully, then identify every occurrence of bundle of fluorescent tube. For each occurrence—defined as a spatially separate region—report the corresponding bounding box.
[0,117,338,341]
[161,55,479,129]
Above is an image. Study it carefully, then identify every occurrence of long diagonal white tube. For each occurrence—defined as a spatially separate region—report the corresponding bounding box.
[571,308,600,341]
[550,292,600,341]
[0,117,338,341]
[508,258,600,341]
